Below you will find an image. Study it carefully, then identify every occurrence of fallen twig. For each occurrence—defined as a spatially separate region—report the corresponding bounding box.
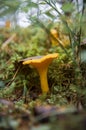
[1,33,16,49]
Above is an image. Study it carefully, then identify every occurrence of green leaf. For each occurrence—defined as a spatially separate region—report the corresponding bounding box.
[0,80,5,88]
[22,6,29,13]
[39,2,46,4]
[61,2,75,13]
[0,0,21,16]
[45,10,55,19]
[27,2,38,9]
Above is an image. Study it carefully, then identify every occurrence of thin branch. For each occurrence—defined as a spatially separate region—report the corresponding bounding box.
[1,33,16,50]
[45,0,61,15]
[6,65,21,87]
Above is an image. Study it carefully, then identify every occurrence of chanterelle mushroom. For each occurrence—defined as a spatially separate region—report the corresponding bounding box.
[22,53,58,93]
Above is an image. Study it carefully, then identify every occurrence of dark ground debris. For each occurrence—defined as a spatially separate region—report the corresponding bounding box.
[0,98,86,130]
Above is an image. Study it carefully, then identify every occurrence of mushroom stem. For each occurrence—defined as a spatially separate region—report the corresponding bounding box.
[37,67,49,93]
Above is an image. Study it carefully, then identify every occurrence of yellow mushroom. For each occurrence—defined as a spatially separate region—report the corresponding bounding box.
[22,53,59,93]
[50,28,70,47]
[5,20,11,28]
[50,28,59,46]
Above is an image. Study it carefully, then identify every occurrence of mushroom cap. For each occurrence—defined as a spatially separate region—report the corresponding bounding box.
[22,53,58,68]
